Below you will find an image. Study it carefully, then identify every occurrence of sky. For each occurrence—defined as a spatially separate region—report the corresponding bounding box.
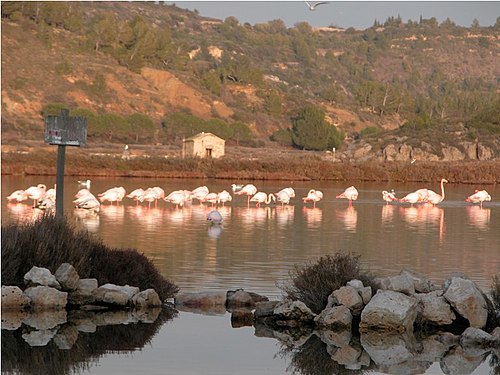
[173,1,500,30]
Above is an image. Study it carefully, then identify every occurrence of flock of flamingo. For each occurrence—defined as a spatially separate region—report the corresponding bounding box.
[6,179,493,217]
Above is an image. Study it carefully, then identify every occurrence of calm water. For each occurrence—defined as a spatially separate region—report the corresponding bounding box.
[2,175,499,374]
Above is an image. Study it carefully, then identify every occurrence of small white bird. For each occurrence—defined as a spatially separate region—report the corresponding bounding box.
[305,1,328,11]
[78,179,91,189]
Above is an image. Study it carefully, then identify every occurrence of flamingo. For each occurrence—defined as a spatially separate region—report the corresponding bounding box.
[151,187,166,206]
[426,178,448,205]
[234,184,258,206]
[6,189,27,203]
[201,192,219,206]
[37,185,57,210]
[127,188,146,206]
[277,187,296,198]
[382,189,397,204]
[217,190,233,206]
[23,184,47,207]
[192,186,210,203]
[207,210,223,225]
[466,190,491,207]
[336,186,358,206]
[164,190,189,208]
[399,191,421,206]
[303,189,323,208]
[414,188,430,203]
[98,187,126,205]
[275,190,291,206]
[250,192,276,208]
[75,194,101,212]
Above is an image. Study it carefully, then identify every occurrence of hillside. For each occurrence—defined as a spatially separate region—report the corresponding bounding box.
[1,2,499,162]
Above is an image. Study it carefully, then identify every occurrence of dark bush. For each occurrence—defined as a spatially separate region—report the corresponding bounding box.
[279,252,376,314]
[1,215,179,300]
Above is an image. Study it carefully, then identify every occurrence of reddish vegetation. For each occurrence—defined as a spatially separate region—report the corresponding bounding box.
[2,144,500,184]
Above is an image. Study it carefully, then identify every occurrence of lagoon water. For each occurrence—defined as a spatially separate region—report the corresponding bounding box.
[2,175,499,374]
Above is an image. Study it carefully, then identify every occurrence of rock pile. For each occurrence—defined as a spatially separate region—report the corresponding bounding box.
[2,263,162,311]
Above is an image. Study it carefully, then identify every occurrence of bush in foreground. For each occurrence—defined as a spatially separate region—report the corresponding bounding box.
[1,215,179,300]
[279,252,377,314]
[492,275,500,319]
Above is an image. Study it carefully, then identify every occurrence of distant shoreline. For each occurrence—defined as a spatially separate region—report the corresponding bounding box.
[2,147,499,184]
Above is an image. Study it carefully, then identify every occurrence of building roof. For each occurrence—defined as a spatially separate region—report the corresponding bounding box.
[184,132,224,142]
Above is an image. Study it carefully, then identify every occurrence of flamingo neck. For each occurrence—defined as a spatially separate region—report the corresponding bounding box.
[440,179,446,199]
[266,193,275,204]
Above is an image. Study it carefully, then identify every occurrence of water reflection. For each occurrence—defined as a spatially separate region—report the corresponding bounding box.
[207,225,223,239]
[275,205,295,228]
[1,307,177,375]
[336,206,358,232]
[399,205,445,242]
[466,206,491,230]
[302,207,322,228]
[73,209,100,232]
[381,204,396,225]
[5,203,45,223]
[99,204,126,224]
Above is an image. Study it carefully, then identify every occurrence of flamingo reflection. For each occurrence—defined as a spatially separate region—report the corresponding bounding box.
[336,206,358,232]
[302,206,322,228]
[5,203,44,223]
[73,209,100,232]
[381,204,396,225]
[99,205,125,224]
[238,206,272,226]
[466,206,490,230]
[399,205,445,242]
[275,205,295,228]
[127,206,164,229]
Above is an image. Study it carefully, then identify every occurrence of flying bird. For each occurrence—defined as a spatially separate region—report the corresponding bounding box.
[305,1,328,11]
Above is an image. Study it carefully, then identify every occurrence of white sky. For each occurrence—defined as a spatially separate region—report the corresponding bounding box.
[173,1,500,29]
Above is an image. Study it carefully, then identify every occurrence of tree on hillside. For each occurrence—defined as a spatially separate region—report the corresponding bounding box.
[291,105,343,151]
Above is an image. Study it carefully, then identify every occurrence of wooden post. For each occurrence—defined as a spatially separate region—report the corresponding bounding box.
[55,145,66,219]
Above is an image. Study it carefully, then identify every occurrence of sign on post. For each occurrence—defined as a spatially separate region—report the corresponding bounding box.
[44,109,88,218]
[45,109,87,146]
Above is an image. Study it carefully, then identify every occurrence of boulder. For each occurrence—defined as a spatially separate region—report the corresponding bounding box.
[443,276,488,329]
[328,286,364,315]
[400,268,437,293]
[478,143,494,160]
[99,284,140,299]
[24,266,60,289]
[93,286,130,306]
[226,289,268,308]
[314,305,352,329]
[416,290,456,325]
[175,291,227,308]
[68,278,98,306]
[360,290,421,333]
[54,263,80,291]
[1,286,31,311]
[460,327,493,348]
[274,299,316,324]
[131,289,162,308]
[1,311,29,330]
[442,145,465,161]
[23,310,67,330]
[24,286,67,311]
[377,274,415,295]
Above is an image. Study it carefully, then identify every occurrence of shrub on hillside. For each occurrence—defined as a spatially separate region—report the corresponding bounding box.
[1,215,179,300]
[279,252,377,314]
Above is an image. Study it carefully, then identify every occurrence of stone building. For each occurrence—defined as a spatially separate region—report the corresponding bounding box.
[182,132,225,159]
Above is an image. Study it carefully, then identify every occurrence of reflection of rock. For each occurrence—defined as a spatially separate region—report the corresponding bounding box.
[22,329,57,347]
[361,330,420,366]
[1,310,29,330]
[315,328,352,348]
[230,308,254,328]
[23,310,67,330]
[54,325,79,350]
[1,286,31,311]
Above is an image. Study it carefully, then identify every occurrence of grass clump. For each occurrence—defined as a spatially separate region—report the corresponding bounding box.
[491,275,500,320]
[279,252,376,314]
[1,215,179,300]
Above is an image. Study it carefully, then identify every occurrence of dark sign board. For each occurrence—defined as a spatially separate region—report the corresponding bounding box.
[44,109,87,146]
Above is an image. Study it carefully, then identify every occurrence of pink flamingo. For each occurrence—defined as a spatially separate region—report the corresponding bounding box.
[234,184,258,206]
[275,190,291,206]
[201,192,218,206]
[426,178,448,205]
[399,191,421,206]
[336,186,358,206]
[191,186,210,203]
[466,189,491,207]
[217,190,233,206]
[6,189,27,203]
[303,189,323,208]
[250,192,275,208]
[382,189,397,204]
[23,184,47,207]
[164,190,189,208]
[127,188,146,206]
